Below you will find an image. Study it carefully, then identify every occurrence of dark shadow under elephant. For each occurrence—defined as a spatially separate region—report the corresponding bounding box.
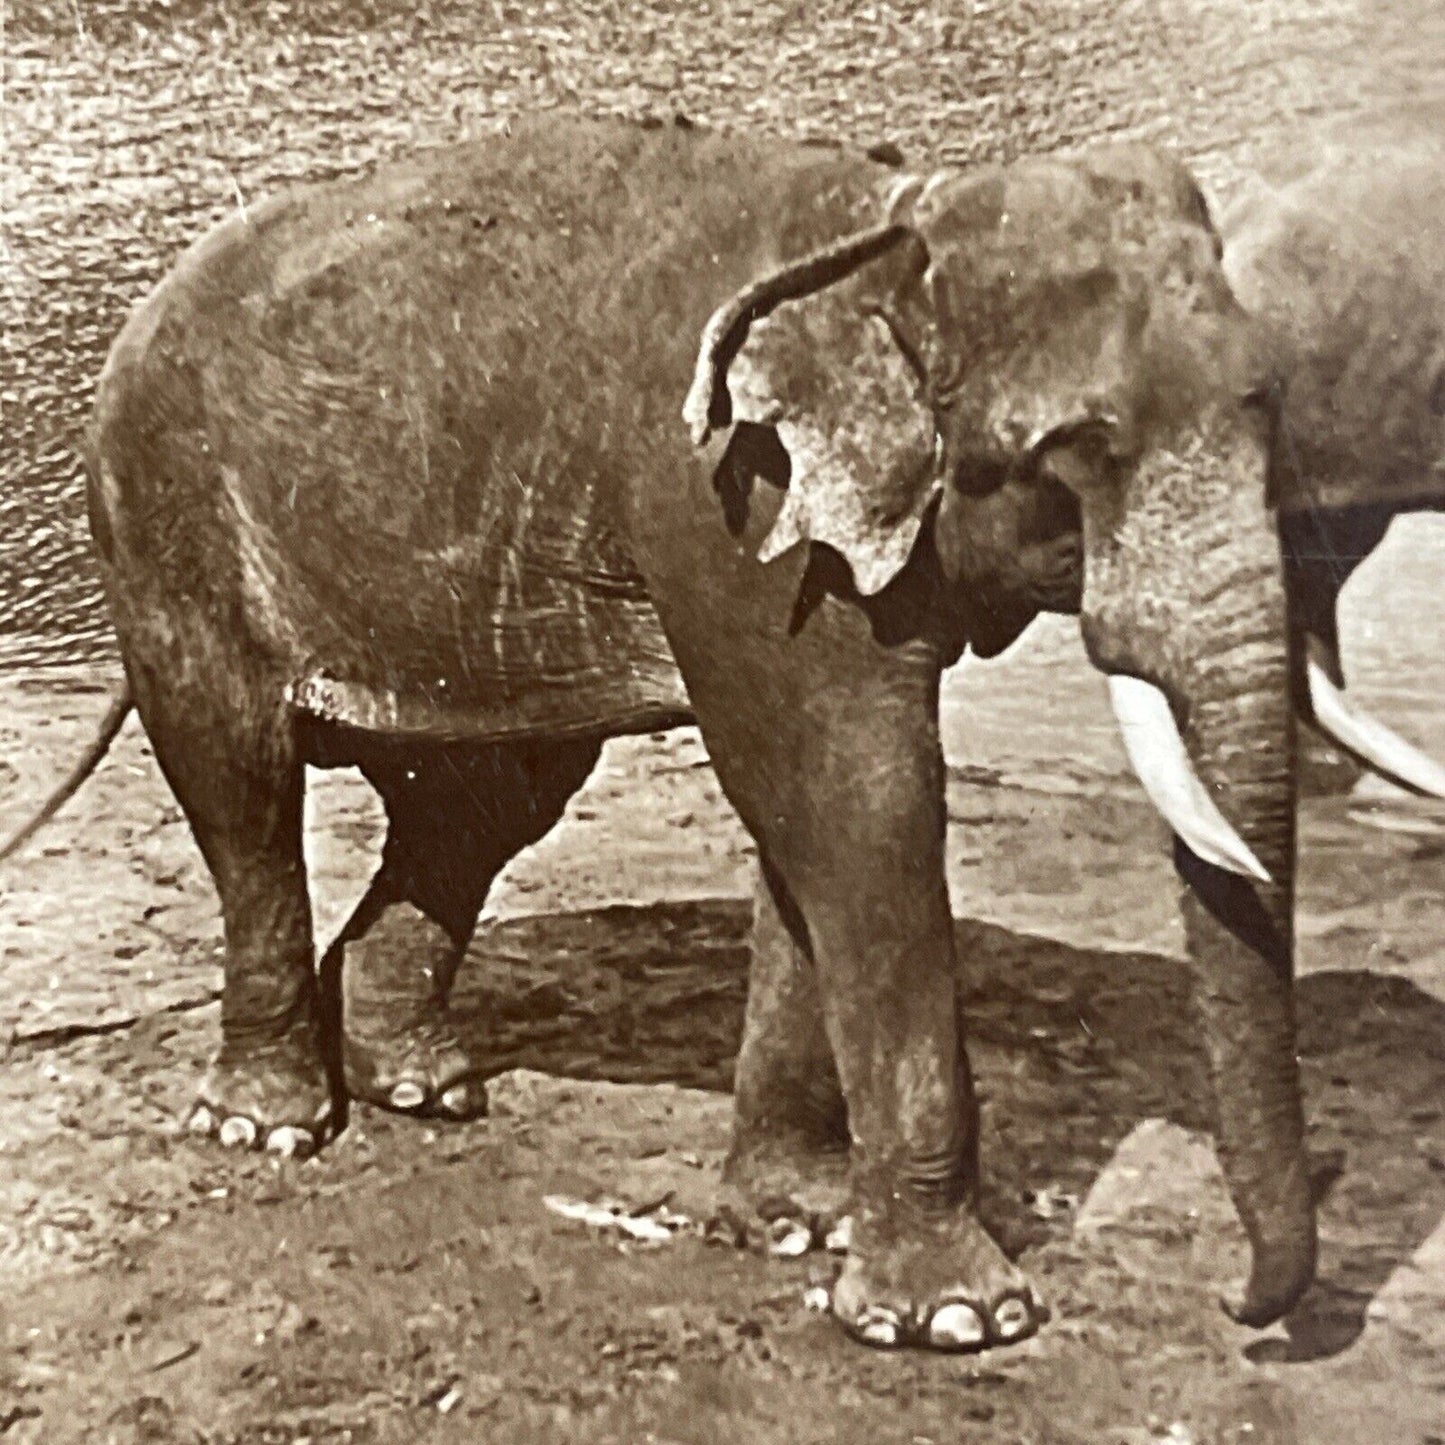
[327,891,1445,1365]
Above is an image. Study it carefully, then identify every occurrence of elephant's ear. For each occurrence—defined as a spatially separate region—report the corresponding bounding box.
[685,225,941,597]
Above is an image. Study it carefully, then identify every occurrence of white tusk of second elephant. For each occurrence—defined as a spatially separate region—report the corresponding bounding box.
[1307,660,1445,800]
[1106,674,1273,883]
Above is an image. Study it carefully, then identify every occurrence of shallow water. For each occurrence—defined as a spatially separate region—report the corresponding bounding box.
[2,0,1442,776]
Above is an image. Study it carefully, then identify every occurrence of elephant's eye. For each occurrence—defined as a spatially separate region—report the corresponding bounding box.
[1039,443,1099,493]
[1241,379,1284,414]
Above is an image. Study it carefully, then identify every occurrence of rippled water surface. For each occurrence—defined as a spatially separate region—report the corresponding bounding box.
[3,0,1442,772]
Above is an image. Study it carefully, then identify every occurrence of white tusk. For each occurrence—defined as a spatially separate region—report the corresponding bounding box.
[1107,674,1273,883]
[1307,660,1445,800]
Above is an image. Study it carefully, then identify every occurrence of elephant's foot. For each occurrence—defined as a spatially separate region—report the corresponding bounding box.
[713,1130,852,1256]
[828,1195,1045,1353]
[340,902,488,1121]
[187,1024,333,1159]
[342,1011,487,1121]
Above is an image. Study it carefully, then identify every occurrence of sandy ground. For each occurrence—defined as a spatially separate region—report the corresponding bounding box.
[1,663,1443,1444]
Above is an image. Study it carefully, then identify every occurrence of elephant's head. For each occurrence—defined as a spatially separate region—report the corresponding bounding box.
[686,146,1317,1324]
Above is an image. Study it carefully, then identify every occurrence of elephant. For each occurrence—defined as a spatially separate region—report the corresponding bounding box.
[1221,118,1445,794]
[4,114,1369,1352]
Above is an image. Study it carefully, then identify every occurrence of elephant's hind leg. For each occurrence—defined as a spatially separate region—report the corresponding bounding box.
[334,738,600,1119]
[126,655,329,1156]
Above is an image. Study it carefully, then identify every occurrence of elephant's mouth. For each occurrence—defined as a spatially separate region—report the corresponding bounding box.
[1019,530,1084,611]
[971,468,1086,615]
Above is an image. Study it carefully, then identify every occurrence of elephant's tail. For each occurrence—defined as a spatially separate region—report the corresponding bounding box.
[0,682,135,864]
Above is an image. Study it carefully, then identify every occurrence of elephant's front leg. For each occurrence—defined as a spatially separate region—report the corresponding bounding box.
[783,744,1039,1352]
[679,621,1042,1351]
[717,855,851,1255]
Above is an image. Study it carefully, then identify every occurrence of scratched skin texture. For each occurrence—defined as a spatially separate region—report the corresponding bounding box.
[93,121,995,748]
[90,119,764,741]
[90,119,1201,742]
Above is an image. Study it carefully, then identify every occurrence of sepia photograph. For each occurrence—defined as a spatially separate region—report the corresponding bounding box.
[1,1,1442,1440]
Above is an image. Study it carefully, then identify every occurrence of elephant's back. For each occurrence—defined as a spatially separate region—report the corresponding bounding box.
[1223,135,1445,511]
[88,116,892,740]
[95,115,887,543]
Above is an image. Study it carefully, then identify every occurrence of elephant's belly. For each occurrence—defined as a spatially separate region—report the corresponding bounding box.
[282,582,693,744]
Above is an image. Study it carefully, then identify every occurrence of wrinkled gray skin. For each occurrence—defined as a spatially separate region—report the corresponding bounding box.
[64,117,1311,1351]
[1222,119,1445,704]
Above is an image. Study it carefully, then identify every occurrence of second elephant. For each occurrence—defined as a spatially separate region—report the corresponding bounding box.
[1223,113,1445,793]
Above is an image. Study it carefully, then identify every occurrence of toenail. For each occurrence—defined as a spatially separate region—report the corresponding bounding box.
[218,1116,257,1148]
[994,1295,1035,1340]
[388,1080,427,1110]
[927,1301,986,1349]
[265,1126,314,1159]
[188,1105,217,1137]
[852,1308,904,1348]
[765,1218,813,1258]
[824,1215,852,1254]
[703,1215,745,1249]
[439,1081,481,1117]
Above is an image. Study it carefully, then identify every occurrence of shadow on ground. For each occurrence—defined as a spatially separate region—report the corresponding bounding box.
[3,899,1442,1444]
[410,899,1445,1361]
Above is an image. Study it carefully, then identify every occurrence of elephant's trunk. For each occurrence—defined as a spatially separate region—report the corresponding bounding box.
[1081,416,1315,1325]
[1175,580,1314,1326]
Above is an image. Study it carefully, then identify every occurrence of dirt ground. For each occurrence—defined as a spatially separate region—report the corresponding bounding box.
[1,665,1443,1445]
